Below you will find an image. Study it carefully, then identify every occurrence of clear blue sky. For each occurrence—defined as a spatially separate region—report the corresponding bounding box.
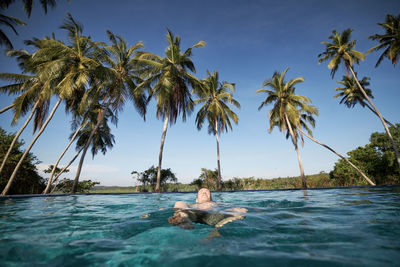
[1,0,399,186]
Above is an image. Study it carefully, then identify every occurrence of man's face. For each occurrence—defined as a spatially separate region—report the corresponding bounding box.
[196,188,211,204]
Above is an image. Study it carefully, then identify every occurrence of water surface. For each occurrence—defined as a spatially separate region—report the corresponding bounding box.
[1,187,399,266]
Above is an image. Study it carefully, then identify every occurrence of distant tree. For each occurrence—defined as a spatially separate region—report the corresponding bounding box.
[0,127,45,194]
[330,124,400,186]
[132,165,177,192]
[367,13,400,67]
[191,168,218,190]
[54,179,99,193]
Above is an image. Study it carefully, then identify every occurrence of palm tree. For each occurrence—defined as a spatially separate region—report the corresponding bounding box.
[70,30,147,193]
[135,29,205,192]
[1,14,103,196]
[195,71,240,190]
[335,75,395,127]
[1,0,58,49]
[0,50,53,178]
[257,68,317,189]
[318,29,400,169]
[367,13,400,67]
[0,13,25,49]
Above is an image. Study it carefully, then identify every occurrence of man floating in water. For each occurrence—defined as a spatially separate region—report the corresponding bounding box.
[168,188,248,229]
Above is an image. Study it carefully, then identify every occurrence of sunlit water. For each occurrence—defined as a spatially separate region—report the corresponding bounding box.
[1,187,399,266]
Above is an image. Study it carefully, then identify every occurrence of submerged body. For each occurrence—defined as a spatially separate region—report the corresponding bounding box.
[168,188,247,228]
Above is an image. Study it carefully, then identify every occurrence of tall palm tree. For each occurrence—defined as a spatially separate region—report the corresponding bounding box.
[195,71,240,190]
[318,29,400,169]
[1,14,103,196]
[335,75,395,127]
[70,30,148,193]
[0,49,53,178]
[257,68,317,189]
[367,13,400,67]
[135,29,205,192]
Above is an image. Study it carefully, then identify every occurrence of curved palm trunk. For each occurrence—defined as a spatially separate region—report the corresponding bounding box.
[156,115,169,193]
[298,129,375,186]
[285,114,307,189]
[0,104,14,114]
[0,101,39,175]
[72,107,108,193]
[43,124,84,194]
[50,147,84,194]
[349,67,400,169]
[364,103,395,128]
[215,120,222,191]
[1,97,62,196]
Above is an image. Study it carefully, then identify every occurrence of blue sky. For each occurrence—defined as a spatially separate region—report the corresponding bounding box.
[0,0,399,186]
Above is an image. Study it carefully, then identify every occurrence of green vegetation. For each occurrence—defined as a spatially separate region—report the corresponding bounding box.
[0,127,45,194]
[1,11,399,195]
[132,166,177,192]
[330,124,400,186]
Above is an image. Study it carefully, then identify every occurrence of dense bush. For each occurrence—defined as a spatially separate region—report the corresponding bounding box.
[330,124,400,186]
[0,128,46,194]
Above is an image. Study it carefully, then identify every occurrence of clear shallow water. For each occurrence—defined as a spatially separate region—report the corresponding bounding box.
[0,187,400,266]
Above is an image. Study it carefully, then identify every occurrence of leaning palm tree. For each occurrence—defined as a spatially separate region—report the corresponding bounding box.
[195,71,240,190]
[1,14,103,196]
[135,29,205,192]
[318,29,400,169]
[335,75,395,127]
[367,13,400,67]
[0,49,54,178]
[257,68,316,188]
[70,30,148,193]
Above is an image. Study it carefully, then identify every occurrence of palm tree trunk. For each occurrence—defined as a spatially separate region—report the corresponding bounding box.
[364,103,395,128]
[71,106,109,193]
[1,97,62,196]
[215,120,222,190]
[285,114,307,189]
[298,128,375,186]
[0,101,38,175]
[349,67,400,169]
[50,147,84,194]
[0,104,14,114]
[43,123,84,194]
[156,115,169,193]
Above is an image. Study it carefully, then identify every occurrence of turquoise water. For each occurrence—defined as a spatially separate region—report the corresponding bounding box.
[1,187,399,266]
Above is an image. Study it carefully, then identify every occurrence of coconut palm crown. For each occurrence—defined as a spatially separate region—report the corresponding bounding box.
[318,29,365,78]
[367,13,400,67]
[195,71,240,135]
[136,29,206,124]
[334,75,373,108]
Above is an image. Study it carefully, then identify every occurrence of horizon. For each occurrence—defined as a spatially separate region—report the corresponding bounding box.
[0,0,399,187]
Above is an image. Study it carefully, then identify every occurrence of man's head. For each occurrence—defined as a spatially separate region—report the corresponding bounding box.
[196,188,212,204]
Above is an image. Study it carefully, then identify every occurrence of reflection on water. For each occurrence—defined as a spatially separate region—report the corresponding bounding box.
[0,186,399,266]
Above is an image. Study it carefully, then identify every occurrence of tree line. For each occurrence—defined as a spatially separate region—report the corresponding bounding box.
[0,2,399,194]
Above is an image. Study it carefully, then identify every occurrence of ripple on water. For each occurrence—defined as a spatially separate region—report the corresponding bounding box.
[0,187,400,266]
